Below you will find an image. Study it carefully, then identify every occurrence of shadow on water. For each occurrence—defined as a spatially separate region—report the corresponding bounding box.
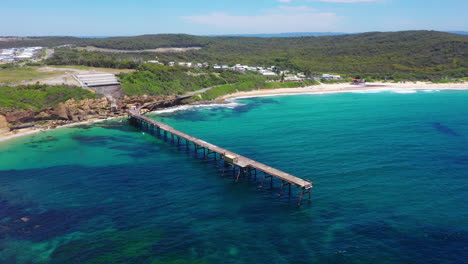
[432,122,460,137]
[94,121,136,133]
[71,132,140,146]
[0,198,107,243]
[347,219,468,264]
[71,135,118,146]
[50,227,167,264]
[23,136,59,149]
[74,121,135,133]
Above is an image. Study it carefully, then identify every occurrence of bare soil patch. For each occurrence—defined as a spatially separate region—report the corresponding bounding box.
[20,66,134,86]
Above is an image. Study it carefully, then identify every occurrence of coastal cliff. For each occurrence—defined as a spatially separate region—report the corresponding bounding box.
[0,95,177,135]
[0,115,10,133]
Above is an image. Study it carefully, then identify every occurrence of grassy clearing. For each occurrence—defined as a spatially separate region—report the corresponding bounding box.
[49,65,135,73]
[0,67,64,84]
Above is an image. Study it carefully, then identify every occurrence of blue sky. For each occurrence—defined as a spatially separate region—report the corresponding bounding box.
[1,0,467,36]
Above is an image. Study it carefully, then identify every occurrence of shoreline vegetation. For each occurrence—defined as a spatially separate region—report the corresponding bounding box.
[1,81,467,143]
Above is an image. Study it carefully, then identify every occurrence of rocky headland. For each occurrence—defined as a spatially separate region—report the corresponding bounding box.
[0,95,182,136]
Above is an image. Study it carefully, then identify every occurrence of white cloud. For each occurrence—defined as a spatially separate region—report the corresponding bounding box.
[182,6,341,34]
[286,0,381,3]
[308,0,380,2]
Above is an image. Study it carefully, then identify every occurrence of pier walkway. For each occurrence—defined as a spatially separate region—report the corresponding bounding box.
[129,111,313,205]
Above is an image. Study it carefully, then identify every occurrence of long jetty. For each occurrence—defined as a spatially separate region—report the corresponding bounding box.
[129,111,313,205]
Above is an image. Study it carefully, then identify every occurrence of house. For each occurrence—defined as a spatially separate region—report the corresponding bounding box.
[297,73,306,78]
[259,70,277,76]
[168,62,175,66]
[222,65,229,69]
[233,64,252,71]
[213,64,221,69]
[306,75,321,81]
[284,76,302,82]
[322,74,342,80]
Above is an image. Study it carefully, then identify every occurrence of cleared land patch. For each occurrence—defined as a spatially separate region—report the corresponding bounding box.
[47,65,135,74]
[0,67,64,84]
[81,46,202,53]
[0,66,134,86]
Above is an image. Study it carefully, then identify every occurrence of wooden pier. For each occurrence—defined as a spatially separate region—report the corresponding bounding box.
[129,111,313,205]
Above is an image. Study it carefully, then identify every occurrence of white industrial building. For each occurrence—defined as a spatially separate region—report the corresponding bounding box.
[259,69,277,76]
[74,74,120,88]
[0,46,43,62]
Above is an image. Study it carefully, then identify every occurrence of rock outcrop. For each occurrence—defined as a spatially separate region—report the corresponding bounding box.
[4,110,36,123]
[0,95,184,131]
[0,115,10,134]
[48,97,113,121]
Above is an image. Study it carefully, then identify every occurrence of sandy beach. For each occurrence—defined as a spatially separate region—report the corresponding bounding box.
[1,81,468,143]
[220,81,468,100]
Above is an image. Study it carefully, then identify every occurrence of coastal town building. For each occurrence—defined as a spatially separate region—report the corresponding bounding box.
[146,60,163,64]
[0,47,43,63]
[322,74,342,80]
[259,69,277,76]
[163,60,290,79]
[284,76,302,82]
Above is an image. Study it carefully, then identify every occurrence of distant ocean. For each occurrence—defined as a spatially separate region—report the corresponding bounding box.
[72,31,468,38]
[1,90,467,264]
[74,36,125,38]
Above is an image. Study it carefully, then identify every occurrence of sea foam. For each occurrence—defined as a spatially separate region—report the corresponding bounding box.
[152,102,244,114]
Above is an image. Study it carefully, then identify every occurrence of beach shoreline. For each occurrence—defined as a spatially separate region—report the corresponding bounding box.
[219,81,468,100]
[1,81,467,143]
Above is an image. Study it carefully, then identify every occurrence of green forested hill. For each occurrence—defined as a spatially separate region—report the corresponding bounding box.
[2,31,467,79]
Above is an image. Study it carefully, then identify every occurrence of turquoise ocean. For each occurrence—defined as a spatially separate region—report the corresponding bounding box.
[0,89,467,263]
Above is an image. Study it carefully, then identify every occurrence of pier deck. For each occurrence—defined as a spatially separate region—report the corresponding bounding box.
[130,112,313,190]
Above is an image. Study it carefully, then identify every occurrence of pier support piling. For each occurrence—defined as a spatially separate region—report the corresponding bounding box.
[129,114,313,207]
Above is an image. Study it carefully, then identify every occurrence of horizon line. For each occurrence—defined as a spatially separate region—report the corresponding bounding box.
[1,30,467,38]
